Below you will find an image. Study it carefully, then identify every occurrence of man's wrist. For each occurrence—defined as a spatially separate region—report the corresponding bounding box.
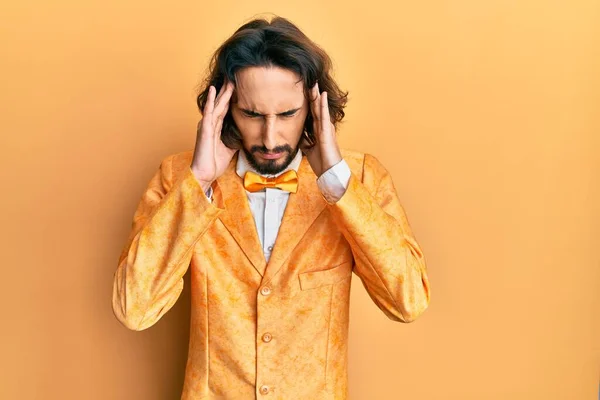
[189,167,214,193]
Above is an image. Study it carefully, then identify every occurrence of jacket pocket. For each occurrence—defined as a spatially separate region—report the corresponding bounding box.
[298,261,353,290]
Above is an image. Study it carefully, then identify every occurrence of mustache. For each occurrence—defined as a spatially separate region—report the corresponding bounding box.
[252,145,292,154]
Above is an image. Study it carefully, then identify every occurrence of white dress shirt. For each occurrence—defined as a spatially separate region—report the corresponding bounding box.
[204,150,351,262]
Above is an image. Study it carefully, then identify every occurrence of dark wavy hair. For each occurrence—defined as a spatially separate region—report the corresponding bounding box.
[195,16,348,150]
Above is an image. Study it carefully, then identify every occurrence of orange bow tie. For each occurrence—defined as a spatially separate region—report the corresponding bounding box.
[243,170,299,193]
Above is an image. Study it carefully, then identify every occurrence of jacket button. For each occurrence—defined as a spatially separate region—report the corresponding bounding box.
[259,385,270,395]
[260,286,272,296]
[262,333,272,342]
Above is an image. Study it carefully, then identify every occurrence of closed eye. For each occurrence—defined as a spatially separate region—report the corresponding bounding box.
[279,110,298,117]
[240,108,301,118]
[242,110,262,118]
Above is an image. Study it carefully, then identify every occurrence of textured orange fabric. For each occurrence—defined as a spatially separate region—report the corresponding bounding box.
[243,169,299,193]
[112,148,431,399]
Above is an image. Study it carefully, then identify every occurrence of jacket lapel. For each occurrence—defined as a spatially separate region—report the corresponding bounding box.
[215,154,267,277]
[262,153,327,284]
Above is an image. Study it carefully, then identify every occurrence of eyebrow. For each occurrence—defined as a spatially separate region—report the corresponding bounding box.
[239,107,302,116]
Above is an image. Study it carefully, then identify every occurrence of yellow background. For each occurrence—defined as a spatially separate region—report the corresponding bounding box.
[1,0,598,399]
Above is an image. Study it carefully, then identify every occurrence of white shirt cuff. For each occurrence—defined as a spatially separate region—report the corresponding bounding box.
[316,159,351,204]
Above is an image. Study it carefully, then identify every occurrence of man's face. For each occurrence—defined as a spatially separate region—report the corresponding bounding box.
[230,66,309,175]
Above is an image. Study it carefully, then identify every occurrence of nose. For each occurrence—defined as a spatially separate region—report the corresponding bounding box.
[261,116,278,150]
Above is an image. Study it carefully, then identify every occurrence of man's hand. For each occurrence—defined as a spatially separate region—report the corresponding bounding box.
[301,82,343,178]
[190,81,237,192]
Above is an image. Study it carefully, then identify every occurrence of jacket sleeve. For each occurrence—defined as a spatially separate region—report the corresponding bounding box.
[326,154,430,322]
[112,155,224,331]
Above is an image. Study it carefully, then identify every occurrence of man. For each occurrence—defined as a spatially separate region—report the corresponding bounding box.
[112,16,430,400]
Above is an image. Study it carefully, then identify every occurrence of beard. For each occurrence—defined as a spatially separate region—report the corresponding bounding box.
[242,142,301,176]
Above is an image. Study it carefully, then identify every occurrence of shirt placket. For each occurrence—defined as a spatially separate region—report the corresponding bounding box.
[263,188,279,262]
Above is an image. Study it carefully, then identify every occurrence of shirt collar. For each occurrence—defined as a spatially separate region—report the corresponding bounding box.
[236,149,303,179]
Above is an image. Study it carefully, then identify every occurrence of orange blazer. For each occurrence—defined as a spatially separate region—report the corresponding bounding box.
[112,148,430,399]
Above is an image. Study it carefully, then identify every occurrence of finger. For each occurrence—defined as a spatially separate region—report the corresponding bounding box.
[216,98,230,121]
[309,82,321,124]
[215,116,223,139]
[214,95,232,135]
[214,80,229,107]
[216,92,234,136]
[320,91,331,134]
[204,86,216,117]
[214,82,234,117]
[215,80,233,106]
